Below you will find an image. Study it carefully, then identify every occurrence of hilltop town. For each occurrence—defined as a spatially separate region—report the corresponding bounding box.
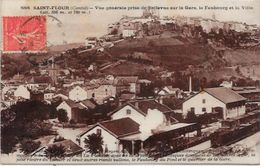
[1,10,260,160]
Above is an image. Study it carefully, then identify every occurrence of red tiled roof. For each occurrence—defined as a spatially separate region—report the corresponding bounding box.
[80,99,96,109]
[204,87,246,104]
[100,117,140,138]
[129,100,173,114]
[64,100,85,109]
[109,99,175,118]
[46,139,83,155]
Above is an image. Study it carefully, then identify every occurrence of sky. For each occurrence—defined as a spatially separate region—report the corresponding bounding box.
[1,0,260,45]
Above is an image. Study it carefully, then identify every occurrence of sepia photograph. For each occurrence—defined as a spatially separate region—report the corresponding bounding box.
[0,0,260,165]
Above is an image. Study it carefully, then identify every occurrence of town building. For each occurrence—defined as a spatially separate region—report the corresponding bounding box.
[156,86,182,98]
[14,85,30,100]
[56,99,97,122]
[182,87,246,119]
[86,84,116,104]
[56,100,85,122]
[113,76,140,95]
[78,117,140,152]
[69,86,88,102]
[85,37,97,49]
[44,91,55,101]
[220,81,233,88]
[122,29,136,38]
[78,104,199,154]
[109,99,178,125]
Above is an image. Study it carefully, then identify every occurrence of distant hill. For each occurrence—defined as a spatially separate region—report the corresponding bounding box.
[108,36,215,70]
[48,43,84,52]
[108,35,260,81]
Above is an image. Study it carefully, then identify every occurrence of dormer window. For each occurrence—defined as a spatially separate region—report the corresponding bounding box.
[126,109,131,115]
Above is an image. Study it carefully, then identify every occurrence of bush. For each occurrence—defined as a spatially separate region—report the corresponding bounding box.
[69,119,76,125]
[57,109,68,123]
[20,139,41,155]
[45,144,65,159]
[185,110,198,123]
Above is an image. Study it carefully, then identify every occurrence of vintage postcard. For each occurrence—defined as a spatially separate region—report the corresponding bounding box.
[0,0,260,165]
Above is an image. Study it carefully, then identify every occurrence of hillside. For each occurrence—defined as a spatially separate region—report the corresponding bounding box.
[48,43,84,53]
[224,46,260,65]
[108,36,216,70]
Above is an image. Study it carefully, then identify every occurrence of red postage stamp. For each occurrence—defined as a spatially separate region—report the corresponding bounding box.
[3,16,46,52]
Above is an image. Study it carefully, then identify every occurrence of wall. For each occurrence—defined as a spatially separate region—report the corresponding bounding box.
[87,85,116,102]
[14,85,30,99]
[111,105,145,125]
[226,105,246,119]
[182,92,225,116]
[79,126,119,152]
[69,86,88,101]
[44,93,54,100]
[57,101,72,120]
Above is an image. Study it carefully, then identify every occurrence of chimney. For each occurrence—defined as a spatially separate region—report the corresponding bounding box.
[135,101,139,108]
[189,76,192,93]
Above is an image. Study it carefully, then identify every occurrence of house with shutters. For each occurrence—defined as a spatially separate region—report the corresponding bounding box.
[78,117,140,152]
[56,99,96,122]
[77,99,199,154]
[182,87,246,120]
[109,99,178,125]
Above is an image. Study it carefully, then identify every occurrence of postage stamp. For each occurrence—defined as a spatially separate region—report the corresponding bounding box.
[3,16,46,52]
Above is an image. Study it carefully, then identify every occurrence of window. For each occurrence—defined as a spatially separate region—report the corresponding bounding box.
[126,109,131,115]
[190,107,195,113]
[92,93,95,98]
[202,108,206,112]
[105,89,108,95]
[96,129,101,135]
[202,99,206,104]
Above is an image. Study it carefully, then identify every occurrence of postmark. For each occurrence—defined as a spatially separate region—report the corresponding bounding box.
[3,16,46,53]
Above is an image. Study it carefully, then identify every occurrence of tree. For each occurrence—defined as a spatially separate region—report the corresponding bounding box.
[20,139,40,155]
[1,101,54,153]
[84,133,104,155]
[185,110,197,123]
[1,132,18,154]
[54,136,65,143]
[45,144,65,160]
[57,109,68,123]
[1,109,16,127]
[199,77,207,90]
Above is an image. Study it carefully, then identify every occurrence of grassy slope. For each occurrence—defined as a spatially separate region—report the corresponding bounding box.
[109,37,213,70]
